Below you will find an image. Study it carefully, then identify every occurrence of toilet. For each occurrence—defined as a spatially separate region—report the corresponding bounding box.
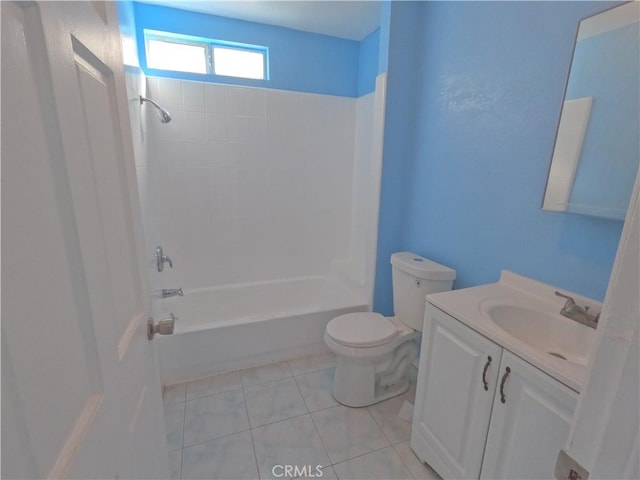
[324,252,455,407]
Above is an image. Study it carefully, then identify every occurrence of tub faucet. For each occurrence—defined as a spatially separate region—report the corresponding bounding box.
[554,291,599,329]
[156,246,173,272]
[158,288,183,299]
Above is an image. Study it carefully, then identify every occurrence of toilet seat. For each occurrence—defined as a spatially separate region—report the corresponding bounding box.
[326,312,399,348]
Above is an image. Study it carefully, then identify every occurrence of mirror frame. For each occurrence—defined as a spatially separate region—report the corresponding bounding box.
[542,2,639,219]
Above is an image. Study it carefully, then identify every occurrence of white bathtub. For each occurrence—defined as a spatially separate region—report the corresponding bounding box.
[154,276,368,384]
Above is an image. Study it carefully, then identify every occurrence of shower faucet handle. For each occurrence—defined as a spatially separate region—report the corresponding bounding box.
[156,246,173,272]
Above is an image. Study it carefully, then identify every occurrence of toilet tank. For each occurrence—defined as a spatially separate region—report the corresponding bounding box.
[391,252,456,331]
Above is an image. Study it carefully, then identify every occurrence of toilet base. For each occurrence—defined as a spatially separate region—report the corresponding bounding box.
[373,380,410,405]
[330,354,413,407]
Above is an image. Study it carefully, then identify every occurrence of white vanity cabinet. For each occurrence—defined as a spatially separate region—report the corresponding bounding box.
[412,304,579,479]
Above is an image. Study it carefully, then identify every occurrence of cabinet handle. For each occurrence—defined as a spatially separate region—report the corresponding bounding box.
[500,366,511,403]
[482,356,492,391]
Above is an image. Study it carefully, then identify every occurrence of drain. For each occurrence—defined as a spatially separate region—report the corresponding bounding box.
[548,352,567,360]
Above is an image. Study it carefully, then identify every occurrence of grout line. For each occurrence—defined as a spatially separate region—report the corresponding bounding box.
[392,443,419,480]
[363,406,391,447]
[292,373,312,413]
[291,374,333,471]
[184,384,243,403]
[332,443,418,479]
[292,369,311,417]
[367,403,398,447]
[290,363,337,379]
[307,410,334,472]
[240,363,294,389]
[181,425,252,450]
[179,388,251,450]
[330,444,392,467]
[287,355,336,378]
[179,392,186,479]
[249,410,310,431]
[241,383,261,479]
[314,407,395,468]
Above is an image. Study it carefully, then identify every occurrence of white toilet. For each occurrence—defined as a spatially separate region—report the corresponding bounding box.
[324,252,455,407]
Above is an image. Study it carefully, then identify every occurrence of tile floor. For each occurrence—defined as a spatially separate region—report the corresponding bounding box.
[163,353,441,480]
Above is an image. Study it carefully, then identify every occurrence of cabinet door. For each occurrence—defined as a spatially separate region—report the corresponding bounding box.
[411,305,502,479]
[480,351,578,479]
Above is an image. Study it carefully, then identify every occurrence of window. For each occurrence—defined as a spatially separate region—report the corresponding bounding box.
[146,39,208,74]
[213,46,264,80]
[144,30,268,81]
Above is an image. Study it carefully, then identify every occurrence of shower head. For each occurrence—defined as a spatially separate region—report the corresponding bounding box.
[139,95,172,123]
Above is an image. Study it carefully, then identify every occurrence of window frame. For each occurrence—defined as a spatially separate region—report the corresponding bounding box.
[143,29,269,81]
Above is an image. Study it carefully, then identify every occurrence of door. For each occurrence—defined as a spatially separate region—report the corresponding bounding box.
[480,351,578,480]
[411,305,502,479]
[2,2,169,478]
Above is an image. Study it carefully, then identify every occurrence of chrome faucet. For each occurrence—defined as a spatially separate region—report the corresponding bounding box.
[157,288,183,299]
[156,246,173,272]
[554,291,599,329]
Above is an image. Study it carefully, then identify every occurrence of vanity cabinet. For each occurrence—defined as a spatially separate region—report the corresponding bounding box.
[411,304,578,479]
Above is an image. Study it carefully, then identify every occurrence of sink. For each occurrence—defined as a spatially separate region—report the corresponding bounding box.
[483,304,595,366]
[427,271,602,390]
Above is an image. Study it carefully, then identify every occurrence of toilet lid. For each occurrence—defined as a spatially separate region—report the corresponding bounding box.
[326,312,399,347]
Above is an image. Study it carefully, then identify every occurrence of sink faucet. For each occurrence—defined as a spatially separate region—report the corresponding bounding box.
[554,291,599,329]
[157,288,183,299]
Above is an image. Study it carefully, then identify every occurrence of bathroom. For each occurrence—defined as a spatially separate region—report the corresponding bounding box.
[1,1,638,479]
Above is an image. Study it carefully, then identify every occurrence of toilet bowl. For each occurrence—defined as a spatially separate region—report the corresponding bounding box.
[324,252,455,407]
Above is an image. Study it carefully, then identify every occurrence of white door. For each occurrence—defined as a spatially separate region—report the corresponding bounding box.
[2,2,169,478]
[480,351,578,480]
[411,305,502,479]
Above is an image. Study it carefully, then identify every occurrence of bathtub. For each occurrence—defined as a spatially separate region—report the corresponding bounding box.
[154,276,368,384]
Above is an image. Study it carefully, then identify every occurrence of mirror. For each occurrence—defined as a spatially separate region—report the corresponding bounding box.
[543,2,639,220]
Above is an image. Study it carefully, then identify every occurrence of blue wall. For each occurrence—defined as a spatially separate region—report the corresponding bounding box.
[358,29,380,96]
[566,23,639,217]
[378,1,391,75]
[373,1,425,314]
[117,0,140,68]
[132,2,362,97]
[374,1,624,314]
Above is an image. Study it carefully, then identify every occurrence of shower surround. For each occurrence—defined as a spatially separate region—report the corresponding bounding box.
[133,76,385,383]
[143,77,357,289]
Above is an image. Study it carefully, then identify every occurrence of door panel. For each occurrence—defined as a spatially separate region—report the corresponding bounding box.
[72,41,149,358]
[1,2,168,478]
[411,305,502,479]
[480,351,578,480]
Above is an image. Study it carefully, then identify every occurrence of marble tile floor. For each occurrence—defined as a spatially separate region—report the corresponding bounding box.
[163,353,441,480]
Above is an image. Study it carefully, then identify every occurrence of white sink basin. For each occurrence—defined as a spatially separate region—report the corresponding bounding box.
[484,304,595,366]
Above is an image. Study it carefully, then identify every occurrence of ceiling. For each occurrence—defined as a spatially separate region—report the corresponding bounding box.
[136,1,381,41]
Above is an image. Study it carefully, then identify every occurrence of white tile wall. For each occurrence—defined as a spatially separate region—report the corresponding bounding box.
[338,90,378,292]
[137,77,379,292]
[331,74,386,306]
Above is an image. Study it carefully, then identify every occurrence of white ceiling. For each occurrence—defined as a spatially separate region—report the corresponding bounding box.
[136,1,381,41]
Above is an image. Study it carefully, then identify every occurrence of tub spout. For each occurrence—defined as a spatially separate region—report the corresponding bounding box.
[157,288,183,298]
